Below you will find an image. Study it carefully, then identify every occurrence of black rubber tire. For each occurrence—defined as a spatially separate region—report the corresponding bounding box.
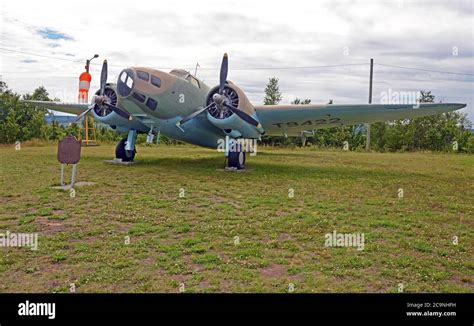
[228,150,246,169]
[115,138,136,162]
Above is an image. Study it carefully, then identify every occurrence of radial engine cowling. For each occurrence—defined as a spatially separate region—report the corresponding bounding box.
[91,83,145,131]
[205,82,263,139]
[92,84,118,119]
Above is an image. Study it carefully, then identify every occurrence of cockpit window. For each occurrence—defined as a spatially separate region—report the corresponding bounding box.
[169,69,188,78]
[136,70,149,81]
[117,69,134,97]
[186,75,200,88]
[169,69,201,88]
[120,72,127,83]
[151,75,161,88]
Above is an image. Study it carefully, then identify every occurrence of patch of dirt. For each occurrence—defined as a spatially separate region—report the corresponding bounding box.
[278,233,293,241]
[430,203,444,210]
[218,278,241,292]
[172,274,192,285]
[198,279,210,289]
[260,264,288,278]
[35,217,65,234]
[450,271,474,291]
[0,196,14,204]
[140,256,155,266]
[116,224,129,233]
[182,255,204,273]
[210,195,242,210]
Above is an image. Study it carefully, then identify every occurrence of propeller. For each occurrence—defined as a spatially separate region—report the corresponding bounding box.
[178,102,214,125]
[178,53,260,128]
[223,102,260,127]
[219,53,228,95]
[100,59,107,96]
[74,105,94,122]
[75,60,131,122]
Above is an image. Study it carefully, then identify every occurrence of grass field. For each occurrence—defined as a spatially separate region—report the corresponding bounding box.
[0,142,472,293]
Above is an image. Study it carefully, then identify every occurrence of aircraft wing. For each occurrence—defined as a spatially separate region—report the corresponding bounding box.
[255,103,466,136]
[24,100,89,116]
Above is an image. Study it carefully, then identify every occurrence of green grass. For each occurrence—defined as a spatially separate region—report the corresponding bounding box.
[0,143,472,293]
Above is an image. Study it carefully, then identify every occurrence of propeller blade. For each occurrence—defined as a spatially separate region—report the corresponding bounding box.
[223,103,261,128]
[74,106,94,122]
[100,60,108,95]
[103,102,132,120]
[219,53,228,94]
[178,102,214,126]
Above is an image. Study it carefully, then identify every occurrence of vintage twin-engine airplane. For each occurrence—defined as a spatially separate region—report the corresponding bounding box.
[27,54,466,169]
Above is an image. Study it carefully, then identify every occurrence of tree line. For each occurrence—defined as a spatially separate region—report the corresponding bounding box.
[0,79,473,153]
[0,81,121,144]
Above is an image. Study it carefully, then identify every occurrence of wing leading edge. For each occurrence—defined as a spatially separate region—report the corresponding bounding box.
[23,101,89,116]
[255,103,466,136]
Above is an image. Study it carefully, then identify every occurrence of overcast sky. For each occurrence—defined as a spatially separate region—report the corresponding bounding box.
[1,0,473,120]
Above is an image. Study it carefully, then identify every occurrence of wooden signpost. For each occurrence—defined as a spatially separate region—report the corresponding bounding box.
[57,135,82,188]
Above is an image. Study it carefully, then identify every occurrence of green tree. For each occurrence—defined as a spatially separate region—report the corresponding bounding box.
[0,83,50,143]
[263,77,282,105]
[291,98,311,105]
[0,81,9,93]
[419,90,435,103]
[22,86,53,101]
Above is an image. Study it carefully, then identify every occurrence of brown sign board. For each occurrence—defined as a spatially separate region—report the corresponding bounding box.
[58,135,82,164]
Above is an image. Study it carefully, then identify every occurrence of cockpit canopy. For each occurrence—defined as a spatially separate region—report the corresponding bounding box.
[169,69,201,88]
[169,69,188,78]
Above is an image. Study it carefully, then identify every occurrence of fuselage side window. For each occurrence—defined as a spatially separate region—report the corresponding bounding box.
[151,75,161,88]
[146,97,157,111]
[132,92,146,103]
[137,70,150,82]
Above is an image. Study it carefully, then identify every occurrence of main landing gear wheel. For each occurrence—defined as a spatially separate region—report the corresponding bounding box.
[228,150,246,170]
[115,138,136,162]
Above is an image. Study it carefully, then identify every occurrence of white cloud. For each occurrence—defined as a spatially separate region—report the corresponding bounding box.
[1,0,473,120]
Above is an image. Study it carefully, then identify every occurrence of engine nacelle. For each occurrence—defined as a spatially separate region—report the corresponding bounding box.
[92,83,147,131]
[205,82,263,139]
[207,113,262,139]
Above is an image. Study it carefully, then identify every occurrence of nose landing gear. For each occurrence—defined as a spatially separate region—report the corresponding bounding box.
[115,138,136,162]
[115,129,137,162]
